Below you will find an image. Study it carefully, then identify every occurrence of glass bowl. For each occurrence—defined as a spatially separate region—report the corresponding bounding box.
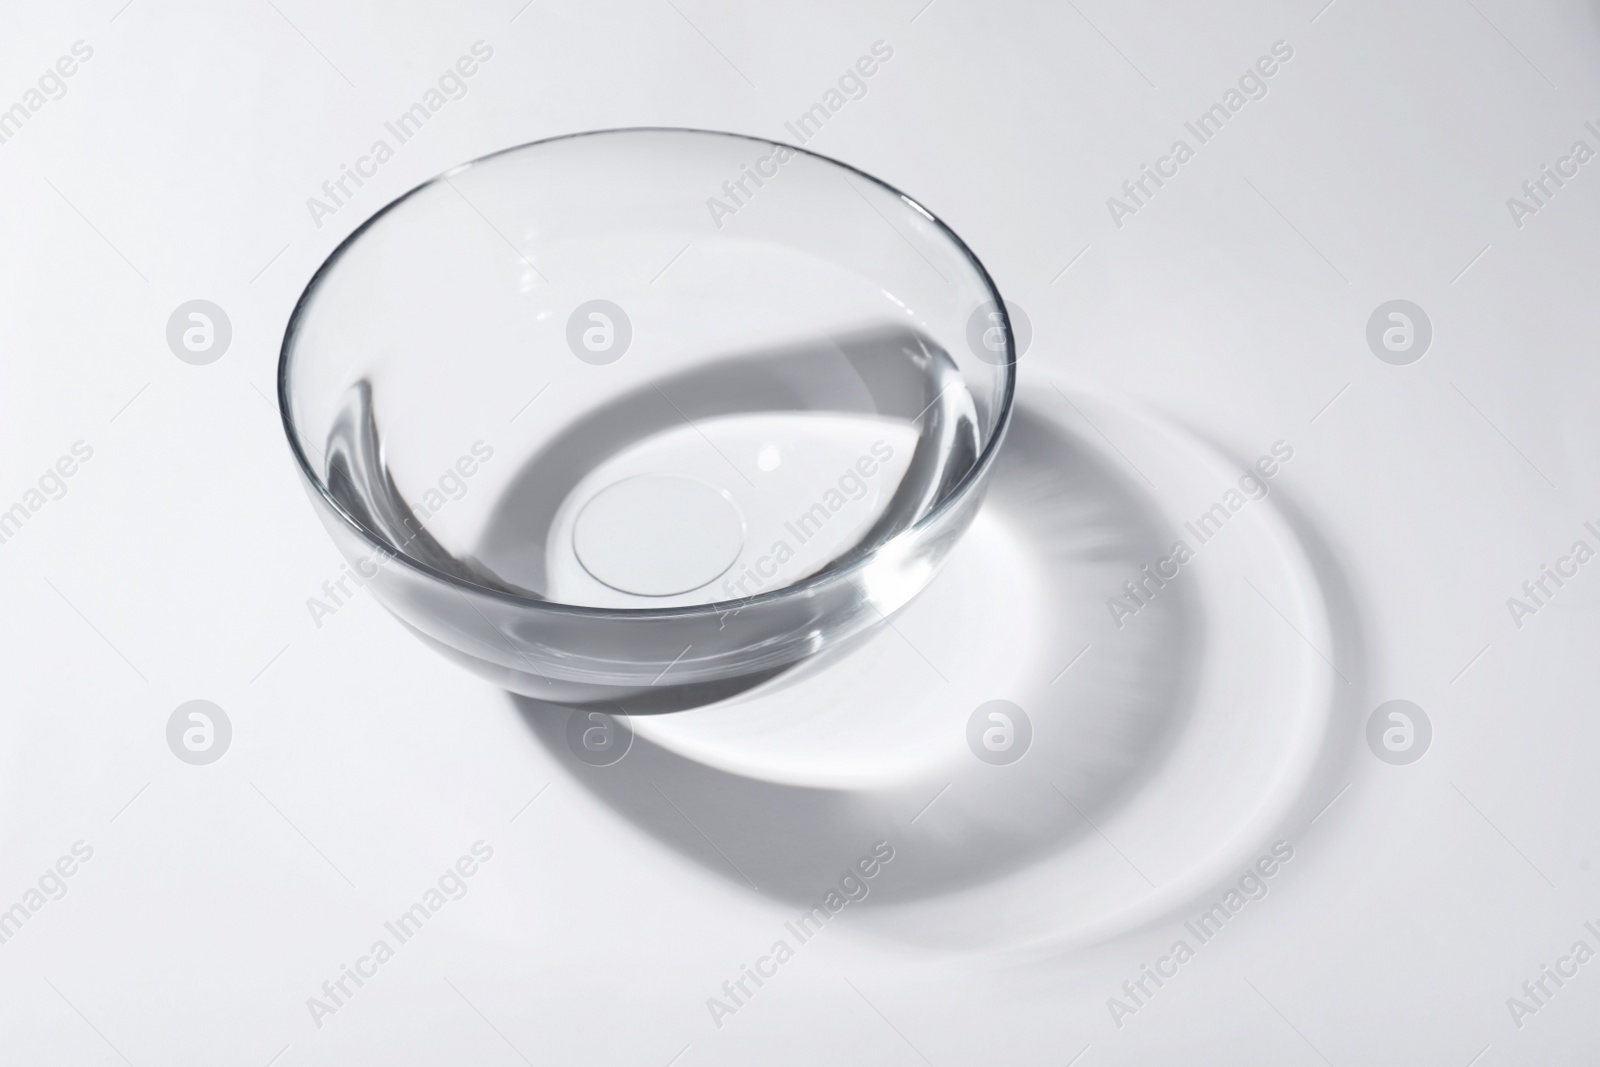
[278,128,1015,709]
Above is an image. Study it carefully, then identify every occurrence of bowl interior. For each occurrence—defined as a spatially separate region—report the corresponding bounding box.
[281,128,1014,615]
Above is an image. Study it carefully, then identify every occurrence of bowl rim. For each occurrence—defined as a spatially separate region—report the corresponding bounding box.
[277,125,1017,619]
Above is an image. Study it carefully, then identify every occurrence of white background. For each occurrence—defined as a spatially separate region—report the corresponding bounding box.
[2,0,1600,1063]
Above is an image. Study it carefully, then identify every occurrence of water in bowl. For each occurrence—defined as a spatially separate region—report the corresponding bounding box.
[323,325,982,609]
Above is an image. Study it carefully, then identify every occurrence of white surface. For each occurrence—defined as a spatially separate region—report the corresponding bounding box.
[3,1,1600,1064]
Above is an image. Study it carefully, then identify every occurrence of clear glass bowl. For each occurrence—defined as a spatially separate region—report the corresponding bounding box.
[279,128,1015,708]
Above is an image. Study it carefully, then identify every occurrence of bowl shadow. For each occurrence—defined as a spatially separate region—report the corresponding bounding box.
[508,394,1224,914]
